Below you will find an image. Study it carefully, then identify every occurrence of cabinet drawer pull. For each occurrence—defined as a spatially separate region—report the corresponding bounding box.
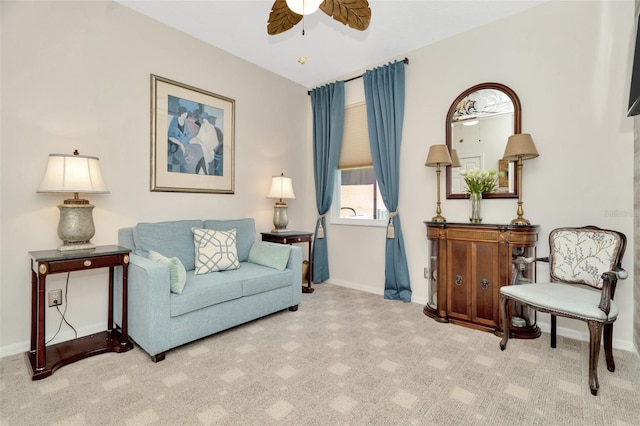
[455,275,463,286]
[480,278,489,290]
[84,260,92,267]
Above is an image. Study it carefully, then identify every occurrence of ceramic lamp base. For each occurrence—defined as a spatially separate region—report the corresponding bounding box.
[57,200,96,251]
[271,203,290,233]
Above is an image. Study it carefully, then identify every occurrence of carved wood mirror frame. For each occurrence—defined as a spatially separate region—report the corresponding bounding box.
[445,82,521,199]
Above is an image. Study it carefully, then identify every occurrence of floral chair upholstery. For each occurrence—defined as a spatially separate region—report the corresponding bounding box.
[499,226,628,396]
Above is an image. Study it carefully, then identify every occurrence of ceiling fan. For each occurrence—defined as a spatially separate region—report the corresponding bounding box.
[268,0,371,35]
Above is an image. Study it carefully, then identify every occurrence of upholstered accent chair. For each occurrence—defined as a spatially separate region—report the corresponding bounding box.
[499,226,628,396]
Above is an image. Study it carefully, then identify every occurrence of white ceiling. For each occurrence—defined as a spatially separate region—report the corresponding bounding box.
[117,0,545,88]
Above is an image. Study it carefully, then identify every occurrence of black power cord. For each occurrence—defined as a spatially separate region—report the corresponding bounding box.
[45,272,78,345]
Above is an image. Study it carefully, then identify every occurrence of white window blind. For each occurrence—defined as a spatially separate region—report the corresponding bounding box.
[339,102,372,169]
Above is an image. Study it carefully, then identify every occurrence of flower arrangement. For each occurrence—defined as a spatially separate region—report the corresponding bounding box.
[459,168,504,194]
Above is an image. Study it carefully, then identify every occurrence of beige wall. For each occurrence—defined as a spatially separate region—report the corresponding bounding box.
[322,0,637,351]
[1,0,637,356]
[0,1,308,355]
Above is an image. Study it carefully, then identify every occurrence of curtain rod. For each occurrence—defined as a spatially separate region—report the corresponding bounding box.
[307,57,409,95]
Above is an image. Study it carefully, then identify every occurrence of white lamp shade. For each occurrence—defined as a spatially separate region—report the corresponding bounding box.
[503,133,539,161]
[267,175,296,200]
[450,149,462,168]
[37,153,110,194]
[425,145,452,167]
[286,0,323,15]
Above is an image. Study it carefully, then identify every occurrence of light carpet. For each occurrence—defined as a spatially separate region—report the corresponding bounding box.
[1,283,639,425]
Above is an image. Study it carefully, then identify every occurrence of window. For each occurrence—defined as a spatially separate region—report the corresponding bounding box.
[331,102,387,226]
[336,167,387,220]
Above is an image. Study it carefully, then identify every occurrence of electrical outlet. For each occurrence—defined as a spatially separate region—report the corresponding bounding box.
[48,289,62,307]
[424,267,430,279]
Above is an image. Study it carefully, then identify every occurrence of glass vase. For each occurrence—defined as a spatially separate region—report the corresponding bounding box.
[469,192,482,223]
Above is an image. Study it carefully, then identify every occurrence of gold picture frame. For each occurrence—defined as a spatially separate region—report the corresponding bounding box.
[498,159,510,188]
[150,75,235,193]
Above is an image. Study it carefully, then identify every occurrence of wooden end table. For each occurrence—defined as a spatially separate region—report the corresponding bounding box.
[261,231,314,293]
[26,245,133,380]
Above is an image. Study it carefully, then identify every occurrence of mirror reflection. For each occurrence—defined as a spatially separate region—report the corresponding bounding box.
[446,83,521,199]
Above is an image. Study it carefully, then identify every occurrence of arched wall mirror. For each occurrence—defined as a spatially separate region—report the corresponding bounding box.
[446,82,521,199]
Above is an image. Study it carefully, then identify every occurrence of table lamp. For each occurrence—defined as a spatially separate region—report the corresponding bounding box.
[503,133,539,225]
[450,149,462,168]
[267,173,296,233]
[425,145,452,222]
[37,150,110,251]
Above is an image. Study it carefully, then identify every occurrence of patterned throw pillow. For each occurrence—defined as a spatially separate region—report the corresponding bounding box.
[192,228,240,274]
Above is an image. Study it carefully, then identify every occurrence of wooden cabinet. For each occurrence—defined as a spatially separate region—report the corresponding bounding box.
[423,222,540,338]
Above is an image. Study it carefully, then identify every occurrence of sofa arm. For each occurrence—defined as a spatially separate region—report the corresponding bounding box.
[114,253,172,357]
[286,245,303,306]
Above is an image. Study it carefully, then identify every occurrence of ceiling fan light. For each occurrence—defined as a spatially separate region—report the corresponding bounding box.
[286,0,323,15]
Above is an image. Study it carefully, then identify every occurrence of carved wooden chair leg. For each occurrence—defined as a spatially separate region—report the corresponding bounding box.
[499,294,510,351]
[550,314,557,348]
[587,321,602,396]
[603,322,615,372]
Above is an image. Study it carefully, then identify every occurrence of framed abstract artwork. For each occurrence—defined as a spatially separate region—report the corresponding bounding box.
[150,75,235,193]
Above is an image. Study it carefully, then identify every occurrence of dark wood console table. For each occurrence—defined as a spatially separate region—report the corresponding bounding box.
[261,231,314,293]
[423,222,540,339]
[26,245,132,380]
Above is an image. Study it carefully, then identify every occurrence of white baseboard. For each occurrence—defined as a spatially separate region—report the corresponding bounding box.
[324,278,383,296]
[535,320,636,353]
[324,279,427,305]
[0,322,107,359]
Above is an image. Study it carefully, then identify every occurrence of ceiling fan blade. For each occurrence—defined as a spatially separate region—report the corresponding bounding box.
[320,0,371,31]
[268,0,303,35]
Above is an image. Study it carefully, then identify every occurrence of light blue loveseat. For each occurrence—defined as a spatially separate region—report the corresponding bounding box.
[114,218,302,361]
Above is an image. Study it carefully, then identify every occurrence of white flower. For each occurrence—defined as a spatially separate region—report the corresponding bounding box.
[460,167,504,194]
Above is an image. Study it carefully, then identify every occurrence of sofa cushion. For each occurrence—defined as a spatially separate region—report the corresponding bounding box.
[213,262,294,297]
[204,218,256,262]
[192,228,240,274]
[248,241,291,271]
[148,250,187,294]
[242,264,293,296]
[170,272,242,317]
[134,220,204,271]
